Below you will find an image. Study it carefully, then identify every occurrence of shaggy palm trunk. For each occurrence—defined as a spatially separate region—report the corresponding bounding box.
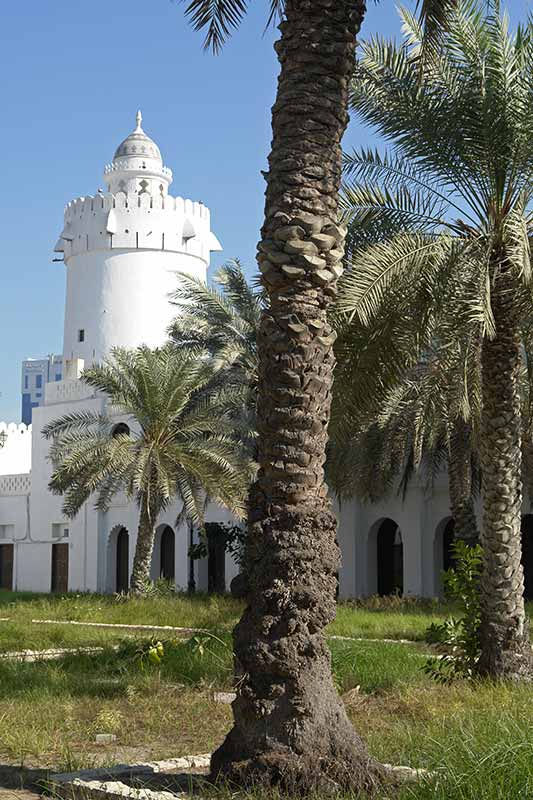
[477,261,533,679]
[130,497,158,595]
[448,418,478,546]
[211,0,384,794]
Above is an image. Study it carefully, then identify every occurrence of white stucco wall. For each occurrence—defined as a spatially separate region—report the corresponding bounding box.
[0,423,32,475]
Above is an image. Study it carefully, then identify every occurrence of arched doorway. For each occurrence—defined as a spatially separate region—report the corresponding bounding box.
[434,517,456,597]
[160,525,175,582]
[206,524,226,594]
[443,518,456,572]
[376,518,403,596]
[116,527,129,593]
[521,515,533,600]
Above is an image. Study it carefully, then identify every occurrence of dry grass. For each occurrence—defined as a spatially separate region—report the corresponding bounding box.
[1,593,533,798]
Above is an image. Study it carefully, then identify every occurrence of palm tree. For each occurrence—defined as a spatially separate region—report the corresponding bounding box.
[177,1,455,788]
[337,2,533,678]
[43,345,252,596]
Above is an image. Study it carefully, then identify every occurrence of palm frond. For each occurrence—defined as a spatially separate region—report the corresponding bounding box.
[180,0,250,52]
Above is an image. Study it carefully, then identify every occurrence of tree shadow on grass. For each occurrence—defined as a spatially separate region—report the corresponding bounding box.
[0,764,49,794]
[0,637,233,701]
[0,649,131,701]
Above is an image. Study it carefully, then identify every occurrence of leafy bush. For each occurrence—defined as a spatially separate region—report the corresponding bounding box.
[189,521,247,568]
[143,578,177,598]
[424,540,483,682]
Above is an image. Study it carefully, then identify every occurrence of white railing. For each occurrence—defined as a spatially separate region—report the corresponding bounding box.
[0,474,31,496]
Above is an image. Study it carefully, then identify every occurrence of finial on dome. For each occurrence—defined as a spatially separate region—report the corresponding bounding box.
[135,110,143,131]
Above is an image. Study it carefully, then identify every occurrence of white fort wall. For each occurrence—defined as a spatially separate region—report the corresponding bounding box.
[0,408,489,597]
[0,409,485,598]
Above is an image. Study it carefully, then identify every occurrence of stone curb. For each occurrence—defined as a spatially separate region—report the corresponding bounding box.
[49,755,211,784]
[9,617,424,645]
[46,754,435,800]
[0,646,106,662]
[30,620,207,634]
[47,755,211,800]
[329,634,419,645]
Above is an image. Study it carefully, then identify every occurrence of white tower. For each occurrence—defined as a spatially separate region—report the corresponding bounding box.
[55,111,222,366]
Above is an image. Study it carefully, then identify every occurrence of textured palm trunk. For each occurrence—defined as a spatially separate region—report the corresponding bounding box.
[477,260,533,679]
[211,0,384,794]
[448,417,478,546]
[130,498,157,596]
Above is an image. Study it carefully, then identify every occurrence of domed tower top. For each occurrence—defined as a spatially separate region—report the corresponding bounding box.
[104,111,173,197]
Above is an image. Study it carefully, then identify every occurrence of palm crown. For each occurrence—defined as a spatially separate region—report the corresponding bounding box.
[43,345,253,593]
[179,0,454,53]
[44,345,252,523]
[339,3,533,329]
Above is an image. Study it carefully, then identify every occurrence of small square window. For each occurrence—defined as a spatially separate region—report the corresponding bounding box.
[52,523,69,539]
[78,329,85,343]
[55,374,61,381]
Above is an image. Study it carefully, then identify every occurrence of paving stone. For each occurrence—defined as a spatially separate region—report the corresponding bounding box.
[213,692,236,704]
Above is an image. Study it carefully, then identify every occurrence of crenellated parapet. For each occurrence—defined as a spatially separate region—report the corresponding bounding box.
[0,422,32,437]
[55,191,220,262]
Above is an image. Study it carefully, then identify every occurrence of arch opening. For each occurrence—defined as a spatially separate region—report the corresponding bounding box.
[521,515,533,600]
[375,518,403,596]
[111,422,130,439]
[159,525,175,582]
[434,517,456,596]
[115,527,129,593]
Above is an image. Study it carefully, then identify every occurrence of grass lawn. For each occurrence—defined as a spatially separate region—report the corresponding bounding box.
[0,590,457,651]
[0,591,532,798]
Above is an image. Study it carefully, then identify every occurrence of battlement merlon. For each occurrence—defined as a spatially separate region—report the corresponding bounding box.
[54,192,222,262]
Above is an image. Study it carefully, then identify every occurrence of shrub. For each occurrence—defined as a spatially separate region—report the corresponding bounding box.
[424,540,483,682]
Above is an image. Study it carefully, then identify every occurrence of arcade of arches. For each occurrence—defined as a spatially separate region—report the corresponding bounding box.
[370,514,533,599]
[115,527,129,593]
[371,516,453,598]
[107,522,227,593]
[107,515,533,598]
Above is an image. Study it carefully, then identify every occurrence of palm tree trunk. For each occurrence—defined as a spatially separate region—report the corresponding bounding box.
[130,498,157,596]
[448,417,478,546]
[211,0,383,793]
[477,262,533,679]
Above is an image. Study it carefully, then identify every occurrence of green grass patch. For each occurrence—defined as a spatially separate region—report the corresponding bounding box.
[331,597,451,641]
[0,591,532,798]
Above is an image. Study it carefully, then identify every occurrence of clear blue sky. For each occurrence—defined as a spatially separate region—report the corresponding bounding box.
[0,0,530,421]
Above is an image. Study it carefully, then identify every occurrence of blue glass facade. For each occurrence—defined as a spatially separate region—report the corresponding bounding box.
[21,354,63,424]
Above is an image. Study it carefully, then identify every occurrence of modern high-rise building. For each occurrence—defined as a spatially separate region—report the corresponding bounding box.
[21,355,63,424]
